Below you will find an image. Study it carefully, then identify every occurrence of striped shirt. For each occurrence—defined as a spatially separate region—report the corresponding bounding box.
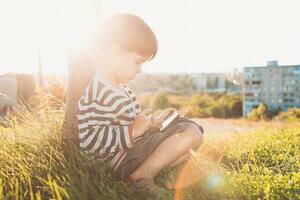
[76,70,142,170]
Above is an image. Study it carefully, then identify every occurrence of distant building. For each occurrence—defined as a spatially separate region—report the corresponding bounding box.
[0,92,16,118]
[0,74,17,118]
[192,72,242,94]
[0,73,18,101]
[243,61,300,117]
[0,73,36,104]
[192,73,226,92]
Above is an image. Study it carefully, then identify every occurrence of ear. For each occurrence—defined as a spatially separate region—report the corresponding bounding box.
[109,44,122,57]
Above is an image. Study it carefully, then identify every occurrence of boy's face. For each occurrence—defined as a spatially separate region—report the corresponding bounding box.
[110,46,149,84]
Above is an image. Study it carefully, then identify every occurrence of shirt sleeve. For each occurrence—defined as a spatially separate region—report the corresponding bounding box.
[77,80,136,152]
[122,84,142,114]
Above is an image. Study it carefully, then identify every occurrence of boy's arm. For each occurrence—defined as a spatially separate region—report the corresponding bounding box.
[132,108,152,138]
[78,98,137,150]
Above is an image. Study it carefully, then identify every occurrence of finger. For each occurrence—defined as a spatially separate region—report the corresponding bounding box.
[148,114,154,121]
[178,110,185,117]
[168,107,176,110]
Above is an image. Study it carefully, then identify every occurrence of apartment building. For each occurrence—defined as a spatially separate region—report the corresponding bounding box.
[243,61,300,117]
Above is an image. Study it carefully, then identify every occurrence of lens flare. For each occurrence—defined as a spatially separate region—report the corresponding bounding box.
[206,173,223,189]
[173,156,223,200]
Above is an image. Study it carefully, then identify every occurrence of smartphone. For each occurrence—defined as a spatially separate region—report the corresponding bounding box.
[159,110,180,131]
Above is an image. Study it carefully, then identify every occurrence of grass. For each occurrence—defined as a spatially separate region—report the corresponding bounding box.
[0,108,299,200]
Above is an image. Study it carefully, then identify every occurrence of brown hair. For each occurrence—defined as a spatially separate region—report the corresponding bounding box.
[91,13,158,60]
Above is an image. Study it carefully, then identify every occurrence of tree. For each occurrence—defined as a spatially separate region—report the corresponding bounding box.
[257,103,268,120]
[248,103,268,121]
[62,49,95,146]
[228,97,243,118]
[150,92,170,110]
[60,0,101,147]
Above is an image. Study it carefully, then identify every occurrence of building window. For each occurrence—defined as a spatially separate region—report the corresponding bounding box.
[245,93,254,97]
[284,99,294,103]
[252,81,261,85]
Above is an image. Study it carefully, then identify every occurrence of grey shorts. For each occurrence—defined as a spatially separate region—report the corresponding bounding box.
[112,117,204,180]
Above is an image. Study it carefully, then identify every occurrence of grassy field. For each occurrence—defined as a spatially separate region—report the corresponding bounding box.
[0,109,299,200]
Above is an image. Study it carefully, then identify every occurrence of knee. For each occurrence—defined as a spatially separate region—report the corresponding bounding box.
[185,124,203,147]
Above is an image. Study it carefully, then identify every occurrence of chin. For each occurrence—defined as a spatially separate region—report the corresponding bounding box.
[120,78,132,84]
[128,76,136,81]
[122,74,137,83]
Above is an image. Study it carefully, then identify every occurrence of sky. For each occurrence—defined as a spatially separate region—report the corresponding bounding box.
[0,0,300,75]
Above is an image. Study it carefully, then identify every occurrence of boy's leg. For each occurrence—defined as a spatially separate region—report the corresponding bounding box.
[128,123,203,182]
[167,152,191,168]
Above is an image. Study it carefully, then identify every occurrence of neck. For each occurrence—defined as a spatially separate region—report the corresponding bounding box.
[91,52,120,87]
[106,71,120,87]
[97,67,120,87]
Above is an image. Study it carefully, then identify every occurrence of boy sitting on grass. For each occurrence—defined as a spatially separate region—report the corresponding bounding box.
[77,13,204,198]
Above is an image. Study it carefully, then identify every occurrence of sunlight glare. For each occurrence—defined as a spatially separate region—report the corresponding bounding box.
[0,0,100,74]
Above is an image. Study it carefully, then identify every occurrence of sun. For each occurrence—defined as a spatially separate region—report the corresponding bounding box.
[0,0,101,74]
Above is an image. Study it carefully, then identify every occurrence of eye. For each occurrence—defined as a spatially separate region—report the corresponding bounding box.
[135,59,141,65]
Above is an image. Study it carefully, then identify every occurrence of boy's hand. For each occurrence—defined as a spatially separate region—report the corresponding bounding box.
[133,108,153,138]
[151,107,177,129]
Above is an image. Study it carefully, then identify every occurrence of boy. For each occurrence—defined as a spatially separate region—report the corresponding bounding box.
[77,13,204,198]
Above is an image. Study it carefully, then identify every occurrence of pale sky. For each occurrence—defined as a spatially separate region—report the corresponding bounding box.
[1,0,300,75]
